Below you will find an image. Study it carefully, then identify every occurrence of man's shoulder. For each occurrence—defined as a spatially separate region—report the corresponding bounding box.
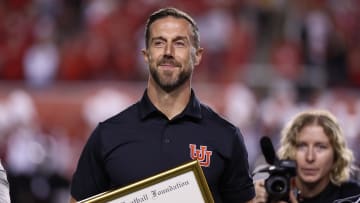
[199,103,238,132]
[102,102,138,124]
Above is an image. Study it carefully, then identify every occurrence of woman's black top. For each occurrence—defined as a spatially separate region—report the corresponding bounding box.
[298,181,360,203]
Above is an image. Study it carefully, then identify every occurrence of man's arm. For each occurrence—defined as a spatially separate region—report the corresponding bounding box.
[70,196,77,203]
[246,198,255,203]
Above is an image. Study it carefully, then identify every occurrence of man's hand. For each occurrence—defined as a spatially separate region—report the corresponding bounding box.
[70,197,77,203]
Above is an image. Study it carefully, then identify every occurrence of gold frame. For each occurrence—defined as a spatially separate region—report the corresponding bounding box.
[78,160,214,203]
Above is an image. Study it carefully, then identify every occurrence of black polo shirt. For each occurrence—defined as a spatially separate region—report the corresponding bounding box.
[71,89,255,202]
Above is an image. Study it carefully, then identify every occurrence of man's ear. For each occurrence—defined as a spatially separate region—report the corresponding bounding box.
[194,47,204,66]
[142,49,149,63]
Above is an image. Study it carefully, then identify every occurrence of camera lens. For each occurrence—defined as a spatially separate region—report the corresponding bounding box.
[270,179,285,192]
[265,175,289,198]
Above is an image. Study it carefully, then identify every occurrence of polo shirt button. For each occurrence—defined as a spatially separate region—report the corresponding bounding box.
[164,138,170,143]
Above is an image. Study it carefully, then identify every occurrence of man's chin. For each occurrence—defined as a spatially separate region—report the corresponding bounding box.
[159,83,178,93]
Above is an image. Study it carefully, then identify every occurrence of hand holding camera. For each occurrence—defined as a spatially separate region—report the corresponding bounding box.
[253,136,297,203]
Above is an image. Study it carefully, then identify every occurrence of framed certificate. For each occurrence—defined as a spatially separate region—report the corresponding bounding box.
[78,160,214,203]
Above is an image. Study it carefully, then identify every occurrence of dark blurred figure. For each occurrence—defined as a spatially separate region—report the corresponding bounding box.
[0,160,10,203]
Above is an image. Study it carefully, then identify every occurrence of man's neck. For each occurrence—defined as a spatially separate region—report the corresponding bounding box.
[147,83,191,120]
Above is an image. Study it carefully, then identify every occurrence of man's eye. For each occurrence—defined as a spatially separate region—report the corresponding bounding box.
[174,41,185,47]
[153,41,165,46]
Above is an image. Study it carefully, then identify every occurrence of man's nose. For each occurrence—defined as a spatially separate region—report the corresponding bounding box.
[164,43,174,56]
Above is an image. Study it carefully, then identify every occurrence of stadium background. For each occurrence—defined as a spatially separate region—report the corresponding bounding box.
[0,0,359,202]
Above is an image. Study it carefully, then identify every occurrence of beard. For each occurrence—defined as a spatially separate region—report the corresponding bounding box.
[149,56,192,93]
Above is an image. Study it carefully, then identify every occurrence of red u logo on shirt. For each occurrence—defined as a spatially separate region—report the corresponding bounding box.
[189,144,213,167]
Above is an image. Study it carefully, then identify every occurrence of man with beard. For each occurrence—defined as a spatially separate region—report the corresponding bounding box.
[70,7,255,203]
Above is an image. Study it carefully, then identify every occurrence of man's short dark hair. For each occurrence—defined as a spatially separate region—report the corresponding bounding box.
[144,7,200,49]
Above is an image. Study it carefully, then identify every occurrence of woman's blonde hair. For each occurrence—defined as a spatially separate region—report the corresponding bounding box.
[278,109,353,185]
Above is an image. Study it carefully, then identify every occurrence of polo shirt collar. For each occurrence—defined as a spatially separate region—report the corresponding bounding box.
[139,89,202,120]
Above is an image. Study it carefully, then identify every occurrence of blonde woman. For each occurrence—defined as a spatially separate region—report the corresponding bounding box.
[255,110,360,203]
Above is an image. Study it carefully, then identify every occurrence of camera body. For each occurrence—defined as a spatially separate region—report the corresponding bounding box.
[265,159,297,202]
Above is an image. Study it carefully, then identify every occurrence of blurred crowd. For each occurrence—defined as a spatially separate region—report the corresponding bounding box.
[0,0,360,202]
[1,0,359,86]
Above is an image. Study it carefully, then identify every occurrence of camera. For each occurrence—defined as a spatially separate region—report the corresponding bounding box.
[265,159,296,202]
[257,136,297,202]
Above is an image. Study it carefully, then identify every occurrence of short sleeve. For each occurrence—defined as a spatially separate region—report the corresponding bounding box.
[70,124,110,201]
[220,128,255,202]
